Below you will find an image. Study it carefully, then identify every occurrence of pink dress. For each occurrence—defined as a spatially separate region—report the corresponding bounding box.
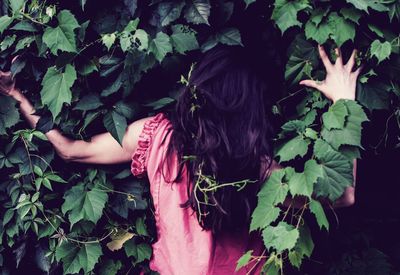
[131,112,265,275]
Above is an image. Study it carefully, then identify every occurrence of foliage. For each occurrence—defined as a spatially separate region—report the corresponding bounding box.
[0,0,399,274]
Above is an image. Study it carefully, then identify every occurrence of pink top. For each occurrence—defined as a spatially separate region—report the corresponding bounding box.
[131,112,265,275]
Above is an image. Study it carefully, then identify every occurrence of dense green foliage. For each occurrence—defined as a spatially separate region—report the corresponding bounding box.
[0,0,399,274]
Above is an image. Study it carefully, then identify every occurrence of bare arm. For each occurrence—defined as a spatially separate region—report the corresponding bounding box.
[0,73,151,164]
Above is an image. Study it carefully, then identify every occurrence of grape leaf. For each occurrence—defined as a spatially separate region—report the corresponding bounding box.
[313,139,353,201]
[236,250,253,271]
[55,242,102,274]
[357,81,390,111]
[170,25,199,54]
[327,12,356,47]
[322,100,368,149]
[102,33,116,51]
[217,28,243,46]
[103,110,127,146]
[149,32,173,62]
[0,16,13,34]
[184,0,211,25]
[271,0,310,34]
[150,1,185,27]
[0,96,20,135]
[309,199,329,230]
[370,40,392,63]
[40,64,77,118]
[43,10,79,55]
[250,205,281,231]
[322,100,349,130]
[276,135,310,162]
[262,222,300,252]
[257,169,289,206]
[288,159,322,198]
[288,225,314,268]
[99,259,122,275]
[345,0,389,13]
[304,20,331,44]
[61,183,108,228]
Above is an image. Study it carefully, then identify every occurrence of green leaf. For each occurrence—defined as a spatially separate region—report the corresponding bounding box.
[304,20,331,44]
[10,0,26,14]
[40,64,77,118]
[0,16,13,34]
[322,100,368,149]
[271,0,310,34]
[73,93,103,111]
[151,1,185,27]
[170,25,199,54]
[102,33,116,51]
[10,21,38,32]
[236,250,253,271]
[43,10,79,55]
[136,243,152,263]
[0,96,20,135]
[313,139,353,201]
[322,100,349,130]
[103,110,127,145]
[99,259,122,275]
[327,12,356,47]
[345,0,389,13]
[288,159,322,198]
[257,169,289,206]
[340,8,363,24]
[244,0,256,8]
[149,32,173,62]
[144,97,175,110]
[309,199,329,230]
[184,0,211,25]
[61,183,108,228]
[370,40,392,63]
[262,222,300,252]
[285,35,319,86]
[250,205,281,232]
[55,242,102,274]
[357,82,390,111]
[217,28,243,46]
[276,135,310,162]
[288,224,314,268]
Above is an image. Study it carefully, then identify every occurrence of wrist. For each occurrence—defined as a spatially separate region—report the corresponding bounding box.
[10,88,24,102]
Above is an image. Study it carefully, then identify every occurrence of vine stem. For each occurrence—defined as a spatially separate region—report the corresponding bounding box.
[20,12,49,27]
[246,249,267,275]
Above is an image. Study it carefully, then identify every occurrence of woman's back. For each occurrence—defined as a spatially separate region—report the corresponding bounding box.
[131,112,266,274]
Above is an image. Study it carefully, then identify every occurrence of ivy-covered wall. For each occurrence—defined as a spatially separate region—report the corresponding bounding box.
[0,0,399,274]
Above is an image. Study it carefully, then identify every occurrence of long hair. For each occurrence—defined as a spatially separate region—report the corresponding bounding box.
[162,45,275,234]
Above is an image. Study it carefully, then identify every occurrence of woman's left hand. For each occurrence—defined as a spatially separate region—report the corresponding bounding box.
[299,45,363,103]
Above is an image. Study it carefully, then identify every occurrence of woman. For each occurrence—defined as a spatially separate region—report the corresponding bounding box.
[0,44,361,274]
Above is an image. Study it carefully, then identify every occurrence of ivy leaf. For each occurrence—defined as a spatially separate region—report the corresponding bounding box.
[40,64,77,118]
[288,159,322,198]
[61,183,108,228]
[149,32,173,62]
[345,0,389,13]
[313,139,353,201]
[0,96,20,135]
[103,110,127,145]
[184,0,211,25]
[55,242,102,274]
[150,1,185,27]
[322,100,349,130]
[370,40,392,63]
[262,222,300,252]
[276,135,310,162]
[217,28,243,46]
[309,199,329,230]
[236,250,253,271]
[288,225,314,268]
[322,100,368,149]
[271,0,310,34]
[43,10,80,55]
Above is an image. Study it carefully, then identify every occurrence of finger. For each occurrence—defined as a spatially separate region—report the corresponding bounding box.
[345,49,357,71]
[299,79,323,90]
[352,64,364,78]
[334,47,343,67]
[318,45,333,72]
